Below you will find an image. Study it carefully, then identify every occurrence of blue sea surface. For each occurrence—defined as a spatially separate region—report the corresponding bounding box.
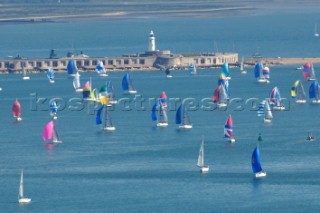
[1,9,320,213]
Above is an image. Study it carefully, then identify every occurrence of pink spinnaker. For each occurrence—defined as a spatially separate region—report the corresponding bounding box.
[12,100,21,117]
[43,121,54,141]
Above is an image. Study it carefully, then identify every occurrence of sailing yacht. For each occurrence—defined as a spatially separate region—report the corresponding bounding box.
[306,132,315,142]
[50,101,58,120]
[309,80,320,103]
[18,169,31,204]
[151,101,168,127]
[12,99,22,122]
[315,24,319,37]
[96,61,108,77]
[251,145,267,178]
[213,84,228,108]
[47,67,55,83]
[197,136,209,173]
[254,62,269,83]
[96,105,116,131]
[73,72,83,92]
[176,103,192,129]
[269,86,285,110]
[67,58,78,77]
[291,80,306,103]
[188,64,197,75]
[43,120,62,143]
[224,115,235,143]
[122,73,137,94]
[165,68,173,78]
[303,62,317,81]
[240,57,247,74]
[22,68,30,80]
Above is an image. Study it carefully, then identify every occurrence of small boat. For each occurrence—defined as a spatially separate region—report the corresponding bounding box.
[18,169,31,204]
[221,62,231,80]
[73,72,83,92]
[240,57,247,74]
[96,61,108,77]
[269,86,285,110]
[309,80,320,103]
[291,80,306,103]
[188,64,197,75]
[296,66,303,70]
[254,62,269,83]
[315,24,319,37]
[306,132,315,142]
[96,105,116,131]
[47,67,55,83]
[197,136,209,173]
[159,91,167,108]
[22,68,30,80]
[303,62,316,81]
[224,115,235,143]
[67,58,79,77]
[122,73,137,94]
[165,68,173,78]
[43,120,62,143]
[176,103,192,129]
[213,84,228,108]
[151,101,168,127]
[264,101,273,123]
[257,100,266,117]
[50,101,58,120]
[251,145,266,178]
[12,99,22,122]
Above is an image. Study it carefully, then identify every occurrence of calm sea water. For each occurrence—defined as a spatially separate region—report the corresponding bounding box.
[1,9,320,213]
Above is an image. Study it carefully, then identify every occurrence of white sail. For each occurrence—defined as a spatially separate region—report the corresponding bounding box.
[265,101,273,119]
[197,139,204,167]
[240,57,244,71]
[19,170,24,199]
[297,82,306,102]
[73,72,81,89]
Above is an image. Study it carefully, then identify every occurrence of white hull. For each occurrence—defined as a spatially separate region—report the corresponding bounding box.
[315,33,319,37]
[190,72,197,75]
[228,138,236,143]
[52,115,58,120]
[157,122,168,127]
[226,76,231,80]
[296,99,306,103]
[19,197,31,204]
[108,100,118,104]
[53,140,62,144]
[273,106,285,110]
[264,118,272,123]
[69,74,76,77]
[49,80,55,84]
[179,124,193,129]
[308,78,316,81]
[166,75,173,78]
[200,166,209,173]
[241,70,247,74]
[257,78,268,83]
[124,90,137,94]
[306,138,315,142]
[22,76,30,80]
[75,88,83,92]
[103,126,116,131]
[99,73,108,77]
[0,87,2,91]
[255,171,267,178]
[217,103,227,108]
[16,117,22,122]
[312,99,320,104]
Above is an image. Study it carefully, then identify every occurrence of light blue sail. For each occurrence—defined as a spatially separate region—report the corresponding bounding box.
[251,146,263,174]
[221,62,229,77]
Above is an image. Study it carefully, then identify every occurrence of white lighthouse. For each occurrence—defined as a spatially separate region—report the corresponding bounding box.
[148,30,156,51]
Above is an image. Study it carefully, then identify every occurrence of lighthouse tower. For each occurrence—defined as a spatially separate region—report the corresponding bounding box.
[148,30,156,51]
